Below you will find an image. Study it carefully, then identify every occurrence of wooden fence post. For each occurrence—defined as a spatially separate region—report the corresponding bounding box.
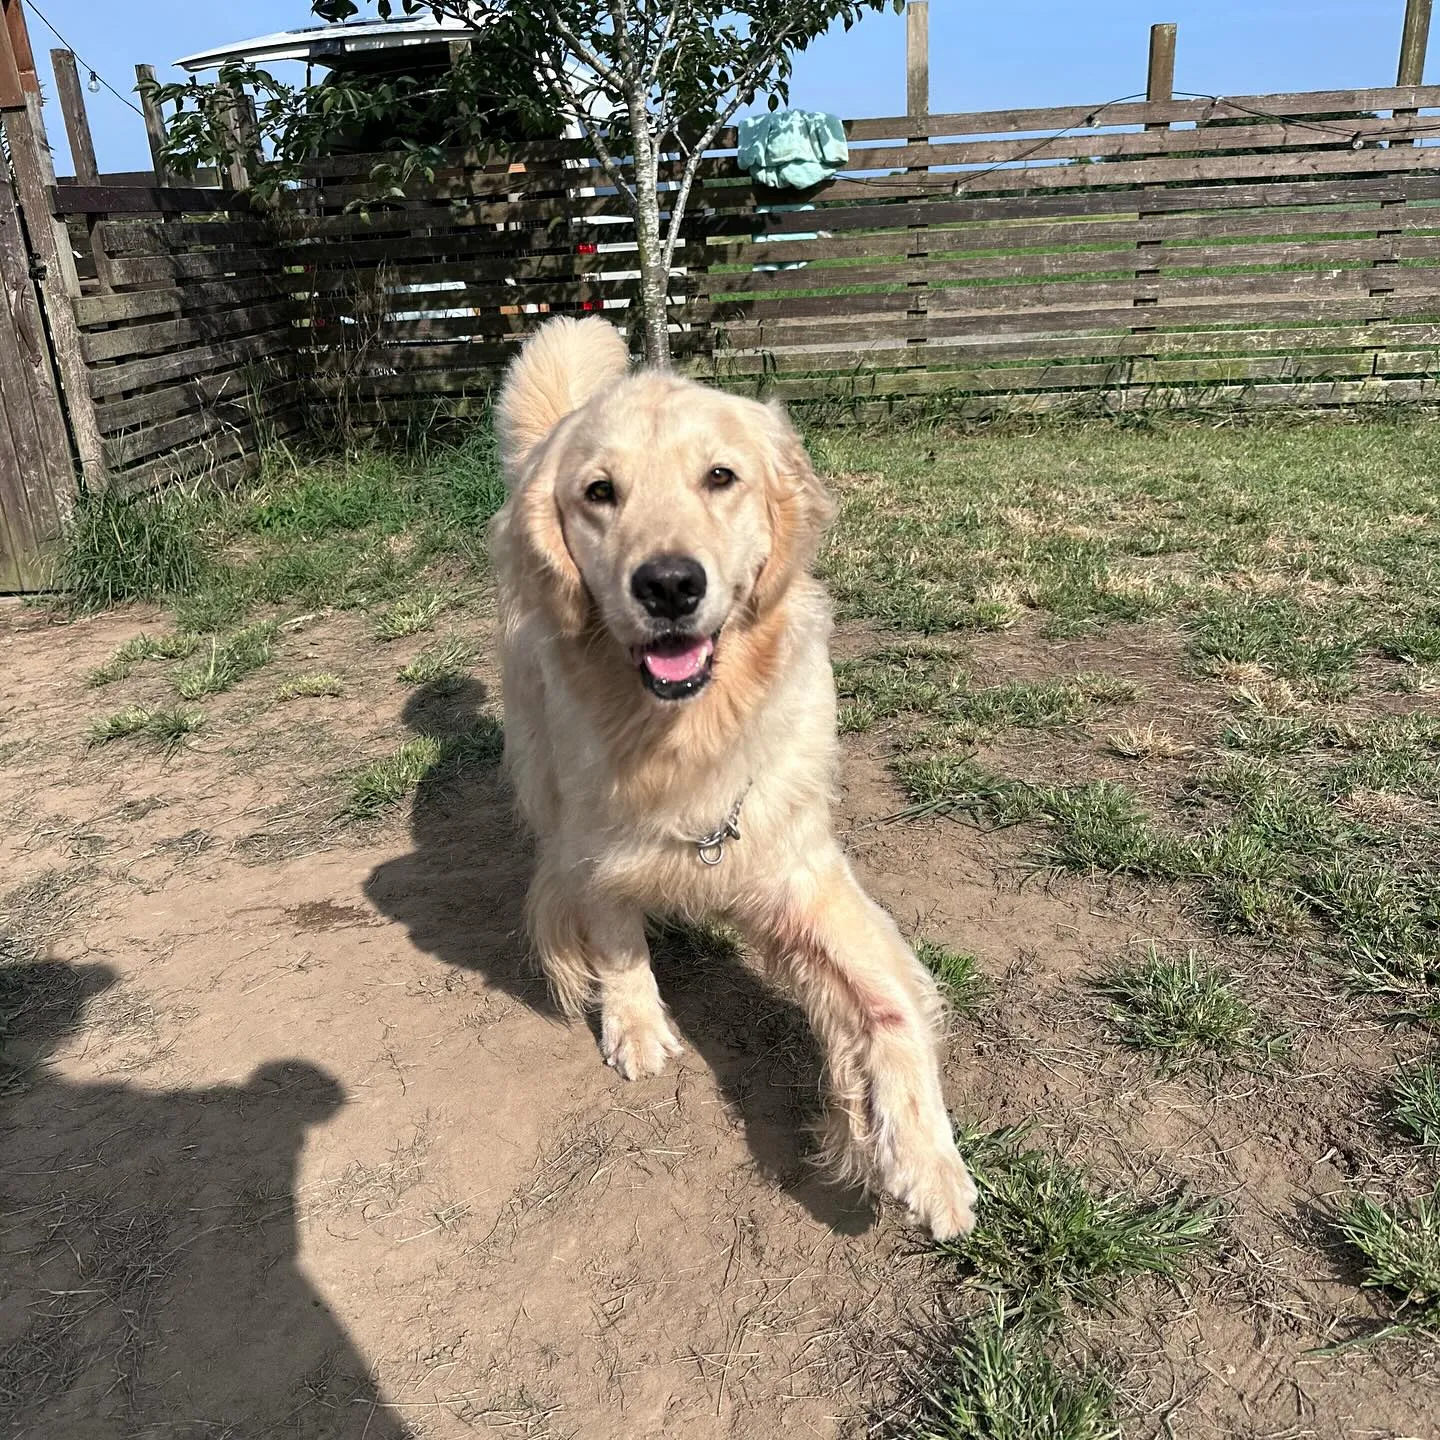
[906,1,929,118]
[1131,23,1178,396]
[904,0,931,354]
[50,49,98,184]
[50,48,114,292]
[1,93,107,487]
[1146,23,1177,128]
[136,63,180,187]
[216,84,251,192]
[1399,0,1433,84]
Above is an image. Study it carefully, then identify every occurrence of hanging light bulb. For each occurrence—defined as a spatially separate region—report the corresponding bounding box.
[87,71,101,94]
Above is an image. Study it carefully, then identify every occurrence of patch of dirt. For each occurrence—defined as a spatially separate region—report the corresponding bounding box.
[0,603,1436,1438]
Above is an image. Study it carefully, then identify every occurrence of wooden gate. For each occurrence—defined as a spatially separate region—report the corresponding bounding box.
[0,156,77,592]
[0,0,76,592]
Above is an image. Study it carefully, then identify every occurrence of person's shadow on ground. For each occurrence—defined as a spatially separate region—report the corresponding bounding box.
[364,678,875,1234]
[0,955,409,1440]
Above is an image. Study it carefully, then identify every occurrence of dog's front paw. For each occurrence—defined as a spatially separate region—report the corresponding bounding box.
[891,1143,978,1241]
[600,1004,683,1080]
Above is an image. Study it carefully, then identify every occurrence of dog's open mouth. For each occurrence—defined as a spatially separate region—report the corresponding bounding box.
[632,632,717,701]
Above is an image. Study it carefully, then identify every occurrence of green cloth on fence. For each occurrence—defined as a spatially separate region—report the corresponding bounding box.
[736,109,848,191]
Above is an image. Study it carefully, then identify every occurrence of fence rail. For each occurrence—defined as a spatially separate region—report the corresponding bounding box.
[38,83,1440,480]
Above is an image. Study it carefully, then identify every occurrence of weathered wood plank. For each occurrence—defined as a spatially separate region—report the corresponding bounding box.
[5,99,104,489]
[95,367,298,435]
[51,184,243,217]
[87,328,299,399]
[705,321,1440,373]
[0,164,75,541]
[76,276,294,327]
[711,289,1440,348]
[109,410,306,493]
[746,175,1440,234]
[105,248,295,286]
[81,302,297,363]
[98,219,274,255]
[833,89,1440,142]
[104,391,302,469]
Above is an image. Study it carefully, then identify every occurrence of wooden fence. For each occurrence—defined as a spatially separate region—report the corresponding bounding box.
[57,187,302,494]
[29,83,1440,498]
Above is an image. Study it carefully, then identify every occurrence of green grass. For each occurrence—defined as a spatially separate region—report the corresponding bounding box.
[54,430,505,630]
[348,717,504,819]
[1092,947,1287,1072]
[815,421,1440,667]
[917,1302,1119,1440]
[890,733,1440,1020]
[276,672,345,700]
[1334,1189,1440,1333]
[1390,1061,1440,1151]
[87,705,205,747]
[942,1124,1221,1326]
[918,940,988,1015]
[172,623,277,699]
[86,632,200,687]
[836,648,1135,742]
[397,636,473,688]
[374,588,454,641]
[55,486,208,612]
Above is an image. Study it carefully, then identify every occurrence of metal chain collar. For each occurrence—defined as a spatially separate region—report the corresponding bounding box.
[694,781,752,866]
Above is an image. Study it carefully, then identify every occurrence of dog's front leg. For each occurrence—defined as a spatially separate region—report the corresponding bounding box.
[587,900,684,1080]
[740,848,977,1239]
[528,861,682,1079]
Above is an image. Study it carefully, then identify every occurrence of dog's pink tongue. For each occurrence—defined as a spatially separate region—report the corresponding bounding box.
[644,638,712,683]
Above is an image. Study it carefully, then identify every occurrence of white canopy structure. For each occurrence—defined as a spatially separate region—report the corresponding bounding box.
[175,18,481,74]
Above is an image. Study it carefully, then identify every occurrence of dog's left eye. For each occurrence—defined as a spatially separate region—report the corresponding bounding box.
[706,466,738,489]
[585,479,616,505]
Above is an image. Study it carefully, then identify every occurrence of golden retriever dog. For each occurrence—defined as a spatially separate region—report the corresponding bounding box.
[489,316,976,1238]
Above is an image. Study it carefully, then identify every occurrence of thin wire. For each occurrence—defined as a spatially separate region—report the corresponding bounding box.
[21,0,145,117]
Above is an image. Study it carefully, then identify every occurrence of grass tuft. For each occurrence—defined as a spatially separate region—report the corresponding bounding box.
[1105,722,1189,760]
[276,672,345,701]
[918,940,988,1015]
[397,636,473,688]
[86,632,201,687]
[943,1124,1220,1325]
[374,589,453,641]
[1334,1189,1440,1331]
[1092,947,1287,1072]
[1391,1061,1440,1151]
[55,487,208,612]
[172,623,278,699]
[348,717,504,819]
[87,705,204,747]
[917,1302,1119,1440]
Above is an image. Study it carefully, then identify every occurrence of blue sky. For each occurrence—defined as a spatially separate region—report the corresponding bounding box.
[24,0,1432,176]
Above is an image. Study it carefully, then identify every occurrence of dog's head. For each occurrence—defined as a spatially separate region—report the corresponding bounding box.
[493,317,833,703]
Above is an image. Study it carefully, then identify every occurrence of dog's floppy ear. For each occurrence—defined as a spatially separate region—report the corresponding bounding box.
[491,317,629,637]
[490,428,589,637]
[753,400,837,614]
[495,316,629,483]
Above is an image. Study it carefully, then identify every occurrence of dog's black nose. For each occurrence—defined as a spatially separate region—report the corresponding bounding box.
[631,554,707,620]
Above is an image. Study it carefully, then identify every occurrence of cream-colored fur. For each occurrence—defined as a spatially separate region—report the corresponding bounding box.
[489,316,976,1239]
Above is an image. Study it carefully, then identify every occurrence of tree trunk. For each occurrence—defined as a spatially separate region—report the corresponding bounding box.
[626,93,671,367]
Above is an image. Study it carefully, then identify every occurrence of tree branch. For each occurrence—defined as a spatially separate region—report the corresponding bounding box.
[647,0,688,90]
[658,19,811,280]
[538,43,637,207]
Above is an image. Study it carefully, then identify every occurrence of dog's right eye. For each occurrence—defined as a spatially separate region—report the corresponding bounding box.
[584,479,616,505]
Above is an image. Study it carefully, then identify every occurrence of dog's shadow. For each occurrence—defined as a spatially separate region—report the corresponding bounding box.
[364,679,875,1235]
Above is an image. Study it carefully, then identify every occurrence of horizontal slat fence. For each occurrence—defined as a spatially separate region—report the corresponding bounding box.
[47,83,1440,471]
[693,87,1440,416]
[55,189,303,492]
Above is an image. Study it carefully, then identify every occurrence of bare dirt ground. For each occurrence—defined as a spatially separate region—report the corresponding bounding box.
[2,596,1438,1439]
